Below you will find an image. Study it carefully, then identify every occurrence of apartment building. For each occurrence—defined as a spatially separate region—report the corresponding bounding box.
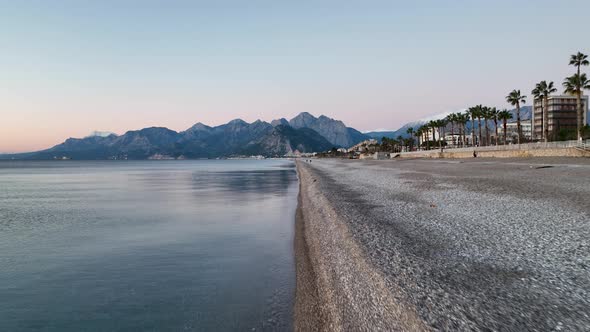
[532,95,588,140]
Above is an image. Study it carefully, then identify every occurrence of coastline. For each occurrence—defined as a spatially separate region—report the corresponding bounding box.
[293,160,426,331]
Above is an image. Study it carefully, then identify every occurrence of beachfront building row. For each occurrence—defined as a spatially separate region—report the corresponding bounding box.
[418,123,535,147]
[532,95,588,140]
[441,123,533,146]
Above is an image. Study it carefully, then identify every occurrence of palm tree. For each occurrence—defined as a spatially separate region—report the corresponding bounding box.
[541,81,557,142]
[466,107,477,146]
[563,73,590,140]
[570,52,589,77]
[482,106,492,146]
[445,114,455,147]
[419,125,429,150]
[397,135,404,152]
[428,120,437,146]
[506,90,527,144]
[406,127,415,150]
[498,110,513,145]
[454,112,463,146]
[423,125,430,150]
[568,52,590,141]
[533,81,558,142]
[532,82,544,140]
[490,107,500,145]
[414,128,423,150]
[436,119,448,151]
[457,113,469,147]
[475,105,483,146]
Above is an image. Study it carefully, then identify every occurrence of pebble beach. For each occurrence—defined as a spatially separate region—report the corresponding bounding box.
[294,158,590,331]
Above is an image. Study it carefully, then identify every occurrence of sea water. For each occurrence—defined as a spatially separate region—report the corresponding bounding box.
[0,160,297,331]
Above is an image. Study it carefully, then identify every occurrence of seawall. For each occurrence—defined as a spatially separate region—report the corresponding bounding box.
[293,160,426,331]
[397,147,590,159]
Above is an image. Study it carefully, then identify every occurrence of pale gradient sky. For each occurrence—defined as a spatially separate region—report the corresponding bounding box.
[1,0,589,152]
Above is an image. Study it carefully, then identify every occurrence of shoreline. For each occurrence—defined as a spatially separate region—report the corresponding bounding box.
[292,160,426,331]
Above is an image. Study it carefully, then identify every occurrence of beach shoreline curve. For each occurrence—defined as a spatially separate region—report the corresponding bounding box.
[293,160,426,332]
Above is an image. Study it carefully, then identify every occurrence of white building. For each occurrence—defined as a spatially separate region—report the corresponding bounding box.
[418,128,441,145]
[443,133,462,147]
[497,121,533,143]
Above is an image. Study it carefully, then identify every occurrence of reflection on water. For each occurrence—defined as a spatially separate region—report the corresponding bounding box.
[191,169,295,198]
[0,160,298,331]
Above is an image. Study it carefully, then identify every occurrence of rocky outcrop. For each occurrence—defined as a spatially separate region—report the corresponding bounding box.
[289,112,368,148]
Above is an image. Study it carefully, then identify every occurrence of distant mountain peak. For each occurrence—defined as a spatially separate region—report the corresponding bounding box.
[289,112,368,147]
[271,118,289,127]
[227,118,247,125]
[290,112,317,122]
[191,122,210,129]
[417,110,461,123]
[362,128,397,133]
[86,131,116,138]
[138,126,178,133]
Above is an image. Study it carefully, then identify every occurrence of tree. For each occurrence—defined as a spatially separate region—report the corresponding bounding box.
[467,107,478,146]
[418,125,429,150]
[482,106,492,146]
[563,73,590,140]
[569,52,589,77]
[490,107,500,145]
[414,128,422,150]
[445,113,457,147]
[406,127,415,150]
[541,81,557,142]
[422,125,430,150]
[532,82,544,140]
[475,105,484,146]
[428,120,437,148]
[437,119,449,152]
[533,81,557,142]
[506,90,527,144]
[456,113,469,147]
[498,110,513,145]
[567,52,590,140]
[397,135,404,152]
[436,119,448,151]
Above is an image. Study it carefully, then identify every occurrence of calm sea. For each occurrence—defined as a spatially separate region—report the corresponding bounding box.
[0,160,298,331]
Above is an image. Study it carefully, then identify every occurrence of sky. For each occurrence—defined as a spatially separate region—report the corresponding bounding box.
[1,0,590,153]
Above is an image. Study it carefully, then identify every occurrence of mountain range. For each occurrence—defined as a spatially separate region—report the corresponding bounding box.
[3,106,552,160]
[2,112,368,160]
